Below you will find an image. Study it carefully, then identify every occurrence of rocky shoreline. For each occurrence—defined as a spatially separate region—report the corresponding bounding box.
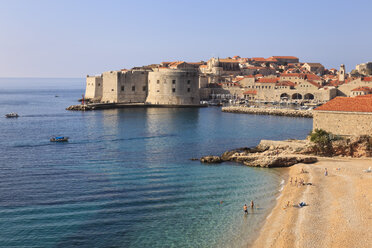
[199,135,372,167]
[222,106,313,118]
[200,139,318,167]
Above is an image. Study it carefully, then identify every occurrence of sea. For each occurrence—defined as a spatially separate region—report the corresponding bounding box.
[0,78,313,248]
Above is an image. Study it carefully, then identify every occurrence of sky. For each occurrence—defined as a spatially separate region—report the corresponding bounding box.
[0,0,371,77]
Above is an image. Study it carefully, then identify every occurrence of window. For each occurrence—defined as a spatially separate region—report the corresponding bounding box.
[132,86,135,91]
[172,80,176,84]
[143,86,146,91]
[157,90,160,92]
[187,88,190,92]
[98,83,101,86]
[187,80,191,84]
[157,80,160,84]
[121,86,124,91]
[172,88,176,93]
[111,89,114,91]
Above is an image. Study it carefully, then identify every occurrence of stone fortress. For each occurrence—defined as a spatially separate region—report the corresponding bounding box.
[84,56,372,106]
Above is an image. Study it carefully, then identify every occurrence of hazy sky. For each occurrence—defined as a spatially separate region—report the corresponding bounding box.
[0,0,371,77]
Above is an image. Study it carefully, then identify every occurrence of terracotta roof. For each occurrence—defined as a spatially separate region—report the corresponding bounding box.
[168,61,185,68]
[219,59,240,63]
[276,81,296,87]
[251,57,265,61]
[199,65,208,68]
[280,73,302,77]
[271,56,299,60]
[257,78,279,83]
[315,95,372,112]
[243,90,257,95]
[232,77,244,82]
[363,77,372,82]
[306,80,321,88]
[351,86,372,92]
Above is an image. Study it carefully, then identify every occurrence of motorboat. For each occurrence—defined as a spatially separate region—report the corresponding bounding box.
[50,136,69,142]
[5,113,19,118]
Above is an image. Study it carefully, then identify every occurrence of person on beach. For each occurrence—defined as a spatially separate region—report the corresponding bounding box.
[244,204,248,214]
[251,200,254,209]
[290,177,293,184]
[295,177,297,185]
[325,168,328,176]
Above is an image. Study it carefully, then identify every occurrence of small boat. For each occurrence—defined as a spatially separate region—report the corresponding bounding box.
[50,136,69,142]
[5,113,19,118]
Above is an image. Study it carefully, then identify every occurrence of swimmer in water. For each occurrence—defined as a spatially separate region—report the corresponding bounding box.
[244,204,248,214]
[250,200,254,209]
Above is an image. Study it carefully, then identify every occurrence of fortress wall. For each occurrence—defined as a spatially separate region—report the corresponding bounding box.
[117,70,148,103]
[314,111,372,136]
[85,75,103,100]
[101,71,119,103]
[146,69,200,105]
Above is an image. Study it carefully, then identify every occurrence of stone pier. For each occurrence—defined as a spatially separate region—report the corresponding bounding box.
[222,106,313,118]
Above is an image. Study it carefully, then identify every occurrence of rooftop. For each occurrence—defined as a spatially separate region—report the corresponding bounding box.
[315,95,372,113]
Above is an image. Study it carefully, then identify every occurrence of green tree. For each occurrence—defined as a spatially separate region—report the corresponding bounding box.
[309,129,332,155]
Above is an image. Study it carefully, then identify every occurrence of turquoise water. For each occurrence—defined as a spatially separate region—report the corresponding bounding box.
[0,79,313,247]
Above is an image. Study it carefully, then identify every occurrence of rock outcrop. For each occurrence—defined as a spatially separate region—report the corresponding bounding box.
[200,139,318,168]
[199,135,372,168]
[66,105,93,111]
[200,156,222,163]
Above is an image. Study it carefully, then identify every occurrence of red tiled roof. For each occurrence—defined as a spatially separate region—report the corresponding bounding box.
[243,90,257,95]
[363,77,372,82]
[315,95,372,112]
[251,57,265,61]
[257,78,279,83]
[306,80,321,88]
[219,59,240,63]
[232,77,244,82]
[276,81,296,87]
[271,56,299,60]
[280,73,301,77]
[351,86,372,92]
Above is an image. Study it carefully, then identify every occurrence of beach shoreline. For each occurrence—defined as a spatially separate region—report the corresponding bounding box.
[250,157,372,248]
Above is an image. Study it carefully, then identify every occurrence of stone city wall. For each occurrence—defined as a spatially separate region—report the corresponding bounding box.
[146,69,200,105]
[100,70,148,103]
[313,110,372,136]
[85,75,103,100]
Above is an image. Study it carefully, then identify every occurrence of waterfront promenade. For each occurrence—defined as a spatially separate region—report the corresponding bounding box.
[222,106,313,118]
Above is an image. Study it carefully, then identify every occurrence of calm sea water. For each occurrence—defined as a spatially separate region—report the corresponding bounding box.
[0,78,312,248]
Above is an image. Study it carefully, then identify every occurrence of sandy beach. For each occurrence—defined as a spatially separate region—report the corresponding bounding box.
[251,157,372,248]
